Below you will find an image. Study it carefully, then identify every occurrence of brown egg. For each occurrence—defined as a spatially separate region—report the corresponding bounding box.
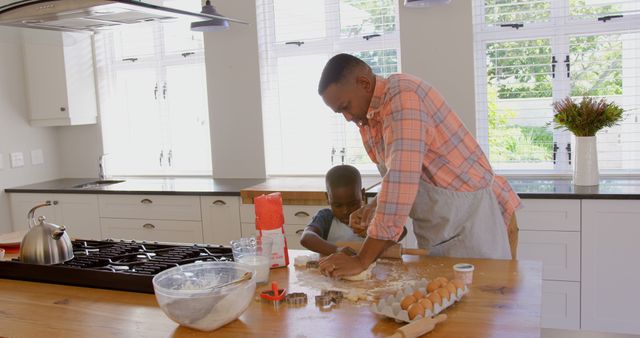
[407,302,425,320]
[451,279,465,290]
[400,295,417,310]
[427,292,442,306]
[427,280,442,293]
[434,276,449,285]
[418,297,433,312]
[446,282,457,295]
[436,287,450,301]
[412,290,425,299]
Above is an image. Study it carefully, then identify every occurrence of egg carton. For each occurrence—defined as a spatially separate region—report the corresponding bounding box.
[369,278,469,323]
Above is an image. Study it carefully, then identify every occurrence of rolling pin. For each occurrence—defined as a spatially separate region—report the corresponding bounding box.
[387,314,447,338]
[336,241,428,259]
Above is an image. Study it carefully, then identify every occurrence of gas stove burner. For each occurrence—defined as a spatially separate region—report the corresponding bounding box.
[0,239,234,293]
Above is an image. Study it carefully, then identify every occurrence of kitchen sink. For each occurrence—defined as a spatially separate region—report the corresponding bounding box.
[72,180,125,189]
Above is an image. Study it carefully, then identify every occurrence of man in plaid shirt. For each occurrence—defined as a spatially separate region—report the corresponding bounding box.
[317,54,521,278]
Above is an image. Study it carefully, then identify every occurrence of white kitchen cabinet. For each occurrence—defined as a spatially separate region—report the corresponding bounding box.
[541,281,581,330]
[517,199,581,231]
[98,194,203,244]
[517,199,582,331]
[581,200,640,335]
[99,195,201,221]
[9,193,101,240]
[201,196,242,246]
[21,30,97,127]
[100,218,203,244]
[518,231,580,281]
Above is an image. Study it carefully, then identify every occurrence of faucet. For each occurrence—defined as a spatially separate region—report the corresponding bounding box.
[98,154,107,180]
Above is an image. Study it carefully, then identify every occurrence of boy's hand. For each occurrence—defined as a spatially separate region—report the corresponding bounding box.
[349,203,376,237]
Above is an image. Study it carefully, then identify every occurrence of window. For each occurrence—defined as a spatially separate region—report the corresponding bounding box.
[95,0,211,176]
[474,0,640,173]
[256,0,400,175]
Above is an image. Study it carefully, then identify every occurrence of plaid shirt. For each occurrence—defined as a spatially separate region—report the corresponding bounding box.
[361,74,522,241]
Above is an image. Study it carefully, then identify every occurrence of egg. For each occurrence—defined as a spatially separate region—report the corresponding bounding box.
[434,276,449,285]
[418,297,433,312]
[427,292,442,306]
[407,302,425,320]
[452,279,465,290]
[427,280,442,293]
[436,287,450,301]
[400,295,417,310]
[412,290,425,299]
[446,282,457,295]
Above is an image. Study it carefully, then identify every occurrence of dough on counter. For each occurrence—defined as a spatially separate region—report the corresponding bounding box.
[342,262,376,281]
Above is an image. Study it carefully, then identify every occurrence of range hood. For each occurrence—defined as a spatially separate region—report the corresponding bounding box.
[0,0,247,33]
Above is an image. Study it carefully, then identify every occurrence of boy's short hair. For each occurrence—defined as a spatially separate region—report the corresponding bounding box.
[326,165,362,191]
[318,53,370,95]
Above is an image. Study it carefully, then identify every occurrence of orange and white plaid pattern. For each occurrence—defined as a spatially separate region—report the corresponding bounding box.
[361,74,522,241]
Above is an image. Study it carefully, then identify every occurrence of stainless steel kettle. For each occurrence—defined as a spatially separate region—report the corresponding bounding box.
[20,202,74,265]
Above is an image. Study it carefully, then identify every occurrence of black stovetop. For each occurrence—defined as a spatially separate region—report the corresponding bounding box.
[0,239,234,293]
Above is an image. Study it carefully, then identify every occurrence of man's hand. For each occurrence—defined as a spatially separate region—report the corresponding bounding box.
[349,202,376,237]
[336,246,357,256]
[319,252,366,278]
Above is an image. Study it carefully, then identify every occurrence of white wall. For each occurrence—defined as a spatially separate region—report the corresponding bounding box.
[204,0,266,179]
[399,0,477,136]
[0,27,62,233]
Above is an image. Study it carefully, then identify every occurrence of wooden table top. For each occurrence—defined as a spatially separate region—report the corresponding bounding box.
[0,251,541,338]
[240,176,381,205]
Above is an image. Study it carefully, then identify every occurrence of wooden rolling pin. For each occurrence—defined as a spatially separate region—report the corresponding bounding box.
[387,314,447,338]
[336,241,428,259]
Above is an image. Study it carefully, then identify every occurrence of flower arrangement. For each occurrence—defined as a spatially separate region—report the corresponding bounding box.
[552,96,624,137]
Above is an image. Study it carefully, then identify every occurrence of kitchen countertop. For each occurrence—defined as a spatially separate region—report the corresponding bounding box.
[4,177,266,196]
[7,176,640,200]
[0,250,541,338]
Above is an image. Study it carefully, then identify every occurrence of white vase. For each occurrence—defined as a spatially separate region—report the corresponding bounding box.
[573,136,599,186]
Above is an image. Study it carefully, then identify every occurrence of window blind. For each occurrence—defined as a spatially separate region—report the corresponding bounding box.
[474,0,640,174]
[256,0,400,176]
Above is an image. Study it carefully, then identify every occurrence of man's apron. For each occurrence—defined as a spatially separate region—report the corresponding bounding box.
[377,163,511,260]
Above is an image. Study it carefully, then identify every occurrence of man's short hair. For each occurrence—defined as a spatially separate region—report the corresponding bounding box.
[318,53,370,95]
[326,164,362,192]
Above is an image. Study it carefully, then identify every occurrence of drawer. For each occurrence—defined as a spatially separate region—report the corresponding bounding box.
[100,218,204,244]
[517,199,580,231]
[99,195,201,221]
[541,281,580,330]
[201,196,241,246]
[518,231,580,281]
[240,204,325,225]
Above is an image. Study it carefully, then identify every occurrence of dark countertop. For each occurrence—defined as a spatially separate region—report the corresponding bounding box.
[4,178,266,196]
[366,177,640,199]
[6,177,640,199]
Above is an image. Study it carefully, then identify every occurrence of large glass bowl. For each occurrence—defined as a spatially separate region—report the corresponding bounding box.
[152,261,256,331]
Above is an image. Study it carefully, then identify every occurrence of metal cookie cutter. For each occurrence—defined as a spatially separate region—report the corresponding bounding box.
[321,290,344,304]
[315,294,334,307]
[285,292,308,306]
[306,260,320,269]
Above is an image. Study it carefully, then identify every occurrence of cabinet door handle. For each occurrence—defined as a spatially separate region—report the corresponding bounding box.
[52,200,58,205]
[212,200,227,206]
[142,223,156,229]
[140,198,153,204]
[294,211,310,217]
[295,229,305,235]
